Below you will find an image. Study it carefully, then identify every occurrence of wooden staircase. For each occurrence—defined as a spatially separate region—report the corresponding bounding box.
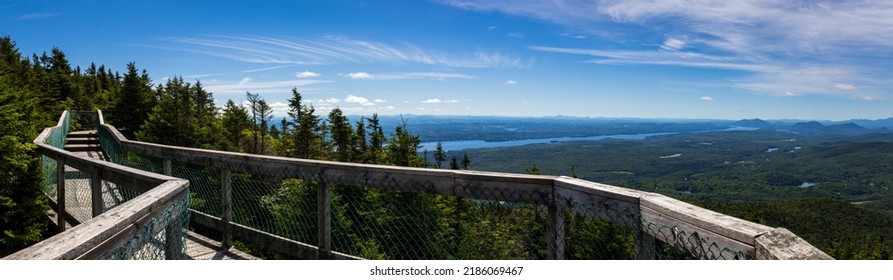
[65,130,104,160]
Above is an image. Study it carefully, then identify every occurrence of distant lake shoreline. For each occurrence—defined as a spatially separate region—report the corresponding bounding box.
[420,132,676,152]
[419,126,758,152]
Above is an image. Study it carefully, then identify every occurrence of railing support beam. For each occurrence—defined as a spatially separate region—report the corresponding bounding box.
[635,228,657,260]
[91,167,103,217]
[56,157,66,232]
[317,181,332,259]
[163,159,172,176]
[547,197,566,260]
[221,169,233,248]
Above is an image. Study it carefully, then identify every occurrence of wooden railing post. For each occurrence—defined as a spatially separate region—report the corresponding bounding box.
[56,157,66,232]
[317,181,332,259]
[163,159,172,176]
[90,167,103,217]
[221,168,233,248]
[164,194,188,260]
[634,227,657,260]
[547,196,566,260]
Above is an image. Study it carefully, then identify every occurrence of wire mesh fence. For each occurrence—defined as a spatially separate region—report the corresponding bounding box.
[111,147,753,259]
[87,110,819,260]
[25,111,192,260]
[110,193,191,260]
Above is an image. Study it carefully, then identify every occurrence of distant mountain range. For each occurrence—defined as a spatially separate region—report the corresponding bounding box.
[337,114,893,142]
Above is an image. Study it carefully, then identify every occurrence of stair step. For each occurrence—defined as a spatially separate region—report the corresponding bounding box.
[65,144,102,152]
[66,138,99,145]
[67,130,98,138]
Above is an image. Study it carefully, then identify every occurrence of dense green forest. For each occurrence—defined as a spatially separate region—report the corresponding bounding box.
[3,34,893,259]
[0,35,486,257]
[463,129,893,259]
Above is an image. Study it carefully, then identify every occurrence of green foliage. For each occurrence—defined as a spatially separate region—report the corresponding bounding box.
[468,130,893,259]
[111,62,152,131]
[221,99,252,152]
[0,75,48,256]
[137,77,226,150]
[694,198,893,259]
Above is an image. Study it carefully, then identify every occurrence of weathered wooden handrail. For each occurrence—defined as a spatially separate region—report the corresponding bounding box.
[3,111,191,260]
[96,111,831,260]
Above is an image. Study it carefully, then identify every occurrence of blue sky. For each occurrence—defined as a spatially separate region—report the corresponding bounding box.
[3,0,893,121]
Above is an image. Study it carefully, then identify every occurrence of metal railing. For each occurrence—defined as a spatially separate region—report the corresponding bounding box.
[93,111,831,260]
[3,111,191,260]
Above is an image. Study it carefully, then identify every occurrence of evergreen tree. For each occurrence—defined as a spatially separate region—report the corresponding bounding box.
[433,142,446,169]
[0,73,47,256]
[221,99,252,152]
[255,99,272,154]
[461,152,471,170]
[328,107,353,162]
[191,81,226,150]
[246,92,262,154]
[353,118,367,162]
[365,113,386,163]
[386,118,423,167]
[449,157,460,170]
[288,89,321,159]
[137,77,196,147]
[113,62,152,132]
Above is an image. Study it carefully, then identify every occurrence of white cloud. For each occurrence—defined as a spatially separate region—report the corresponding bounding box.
[374,99,387,103]
[204,79,331,94]
[307,98,341,104]
[421,98,460,104]
[268,102,290,118]
[18,12,61,20]
[296,71,321,78]
[348,72,374,80]
[238,77,252,85]
[506,80,518,85]
[660,38,686,51]
[345,72,474,81]
[834,83,857,91]
[156,34,529,68]
[700,96,714,101]
[448,0,893,100]
[345,95,375,106]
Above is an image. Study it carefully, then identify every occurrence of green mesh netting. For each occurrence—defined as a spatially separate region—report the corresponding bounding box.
[34,111,191,260]
[87,111,753,260]
[110,193,191,260]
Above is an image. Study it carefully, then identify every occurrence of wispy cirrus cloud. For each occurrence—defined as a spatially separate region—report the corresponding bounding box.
[422,98,461,104]
[344,72,474,81]
[184,65,291,78]
[18,12,61,20]
[204,78,331,94]
[152,34,530,69]
[443,0,893,100]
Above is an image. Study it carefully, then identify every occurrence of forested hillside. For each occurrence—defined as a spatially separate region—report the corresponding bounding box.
[0,35,471,257]
[464,129,893,259]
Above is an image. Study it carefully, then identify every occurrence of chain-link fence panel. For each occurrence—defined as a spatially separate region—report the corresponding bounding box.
[110,193,191,260]
[62,165,92,223]
[640,220,749,260]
